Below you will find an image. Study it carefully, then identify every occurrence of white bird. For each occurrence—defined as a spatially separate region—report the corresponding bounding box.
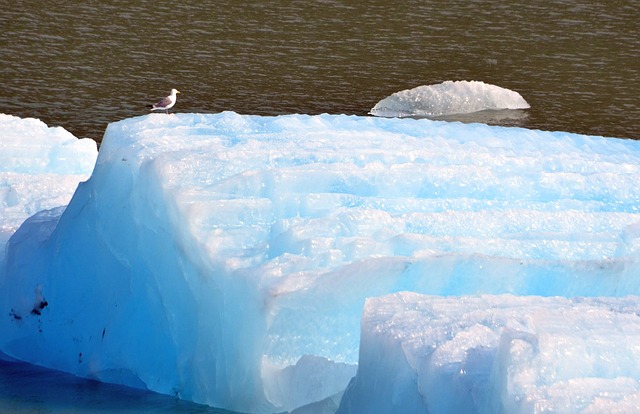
[147,88,180,114]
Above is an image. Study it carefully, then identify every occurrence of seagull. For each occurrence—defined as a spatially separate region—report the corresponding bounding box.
[147,88,180,114]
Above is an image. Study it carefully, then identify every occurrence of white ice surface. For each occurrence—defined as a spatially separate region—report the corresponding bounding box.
[1,112,639,413]
[370,80,530,118]
[0,114,97,262]
[339,292,640,414]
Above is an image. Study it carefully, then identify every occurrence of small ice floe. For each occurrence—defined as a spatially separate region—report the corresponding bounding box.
[370,80,530,123]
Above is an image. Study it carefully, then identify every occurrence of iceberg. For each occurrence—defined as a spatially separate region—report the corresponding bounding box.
[370,80,530,118]
[1,111,640,413]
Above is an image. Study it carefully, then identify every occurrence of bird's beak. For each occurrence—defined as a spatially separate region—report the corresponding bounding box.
[177,90,181,94]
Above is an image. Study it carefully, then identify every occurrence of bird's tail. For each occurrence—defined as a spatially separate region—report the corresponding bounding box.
[146,104,154,109]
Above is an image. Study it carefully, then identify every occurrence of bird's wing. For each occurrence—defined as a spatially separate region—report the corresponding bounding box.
[154,96,173,107]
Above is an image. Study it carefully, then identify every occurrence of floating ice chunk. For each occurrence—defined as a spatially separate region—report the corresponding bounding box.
[370,80,530,118]
[0,114,97,262]
[338,292,640,414]
[1,112,640,414]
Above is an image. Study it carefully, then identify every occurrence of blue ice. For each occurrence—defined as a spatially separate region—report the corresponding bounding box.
[1,111,640,414]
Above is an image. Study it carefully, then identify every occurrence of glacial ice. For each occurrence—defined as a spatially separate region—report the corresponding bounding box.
[0,114,97,262]
[1,111,640,414]
[370,80,530,118]
[338,293,640,414]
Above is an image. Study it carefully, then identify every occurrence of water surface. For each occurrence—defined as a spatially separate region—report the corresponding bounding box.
[1,0,638,142]
[0,358,233,413]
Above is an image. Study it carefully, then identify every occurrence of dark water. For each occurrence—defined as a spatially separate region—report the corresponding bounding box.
[1,1,639,143]
[0,358,234,414]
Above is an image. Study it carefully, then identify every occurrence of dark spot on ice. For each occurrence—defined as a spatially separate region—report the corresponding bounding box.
[31,300,48,316]
[78,352,83,363]
[9,309,22,320]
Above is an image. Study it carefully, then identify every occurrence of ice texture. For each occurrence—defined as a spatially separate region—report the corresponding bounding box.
[370,80,530,118]
[1,111,640,413]
[339,292,640,414]
[0,114,97,262]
